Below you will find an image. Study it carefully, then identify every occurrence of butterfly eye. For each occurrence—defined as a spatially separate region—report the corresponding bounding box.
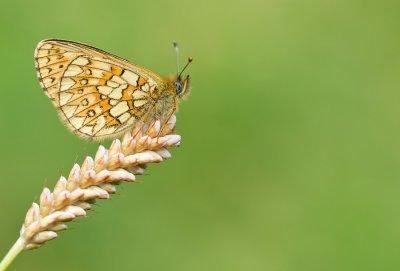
[174,80,183,94]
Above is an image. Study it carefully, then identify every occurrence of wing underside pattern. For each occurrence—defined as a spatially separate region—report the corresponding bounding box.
[35,39,161,140]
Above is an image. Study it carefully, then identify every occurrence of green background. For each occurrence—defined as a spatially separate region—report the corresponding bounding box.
[1,0,400,270]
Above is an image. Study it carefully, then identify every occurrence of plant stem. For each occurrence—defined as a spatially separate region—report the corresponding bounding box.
[0,238,25,271]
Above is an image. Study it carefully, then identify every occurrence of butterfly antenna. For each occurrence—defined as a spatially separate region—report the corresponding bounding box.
[178,57,193,78]
[173,41,180,76]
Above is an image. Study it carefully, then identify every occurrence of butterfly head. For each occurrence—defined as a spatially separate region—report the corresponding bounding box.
[173,42,192,98]
[173,75,190,96]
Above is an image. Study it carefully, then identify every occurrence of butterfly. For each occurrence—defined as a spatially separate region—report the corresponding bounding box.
[34,39,192,140]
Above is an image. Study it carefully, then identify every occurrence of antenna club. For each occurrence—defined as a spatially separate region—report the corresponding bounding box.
[188,57,193,62]
[173,41,179,48]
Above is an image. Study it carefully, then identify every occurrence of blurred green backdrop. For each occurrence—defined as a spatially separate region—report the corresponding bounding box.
[1,0,400,270]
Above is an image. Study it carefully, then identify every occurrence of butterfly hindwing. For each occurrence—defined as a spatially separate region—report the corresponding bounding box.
[35,39,162,140]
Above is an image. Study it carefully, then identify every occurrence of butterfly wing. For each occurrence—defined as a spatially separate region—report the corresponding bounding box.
[35,39,164,140]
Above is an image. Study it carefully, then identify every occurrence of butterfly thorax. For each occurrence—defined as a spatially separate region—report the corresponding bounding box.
[143,78,179,123]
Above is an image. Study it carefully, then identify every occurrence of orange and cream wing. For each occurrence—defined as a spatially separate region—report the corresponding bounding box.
[35,39,162,140]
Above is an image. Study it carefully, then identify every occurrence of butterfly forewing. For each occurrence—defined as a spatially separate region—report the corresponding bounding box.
[35,39,163,140]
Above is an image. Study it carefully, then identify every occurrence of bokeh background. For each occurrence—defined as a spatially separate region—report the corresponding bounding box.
[1,0,400,270]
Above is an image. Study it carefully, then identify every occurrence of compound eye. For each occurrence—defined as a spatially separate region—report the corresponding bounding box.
[174,81,183,94]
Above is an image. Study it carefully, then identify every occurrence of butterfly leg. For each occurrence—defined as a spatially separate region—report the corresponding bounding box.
[130,104,157,139]
[156,104,177,141]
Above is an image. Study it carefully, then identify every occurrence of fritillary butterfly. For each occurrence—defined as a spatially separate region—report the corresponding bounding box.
[35,39,192,140]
